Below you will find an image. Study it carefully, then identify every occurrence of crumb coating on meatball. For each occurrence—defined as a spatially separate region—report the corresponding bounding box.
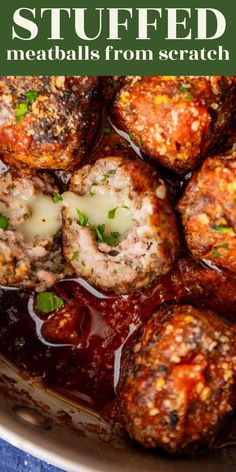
[0,76,100,170]
[118,305,236,453]
[178,152,236,273]
[114,76,236,173]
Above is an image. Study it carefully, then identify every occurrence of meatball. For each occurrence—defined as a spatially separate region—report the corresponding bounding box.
[0,169,65,289]
[113,76,236,173]
[0,76,100,170]
[118,305,236,454]
[178,152,236,273]
[62,156,180,293]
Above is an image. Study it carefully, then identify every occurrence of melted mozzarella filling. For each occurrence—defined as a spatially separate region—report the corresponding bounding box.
[19,195,61,240]
[62,191,134,235]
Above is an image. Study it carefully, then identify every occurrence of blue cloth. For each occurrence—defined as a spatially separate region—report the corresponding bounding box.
[0,439,64,472]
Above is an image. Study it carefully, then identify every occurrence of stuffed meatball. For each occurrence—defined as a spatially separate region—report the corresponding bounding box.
[113,76,236,173]
[0,169,64,289]
[118,304,236,454]
[0,76,100,170]
[62,156,180,293]
[178,152,236,273]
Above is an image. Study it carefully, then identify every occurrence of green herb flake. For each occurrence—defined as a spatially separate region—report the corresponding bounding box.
[212,225,234,235]
[95,224,106,243]
[104,231,120,246]
[15,102,28,122]
[0,215,9,230]
[218,243,229,249]
[15,89,38,122]
[212,250,221,258]
[53,193,63,203]
[101,169,116,182]
[90,191,96,197]
[71,251,78,261]
[36,291,64,314]
[129,132,135,139]
[108,207,118,220]
[76,209,89,227]
[184,94,194,101]
[137,135,143,147]
[102,127,111,135]
[179,83,190,93]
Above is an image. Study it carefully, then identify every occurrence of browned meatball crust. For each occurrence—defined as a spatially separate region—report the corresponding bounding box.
[62,156,180,293]
[118,305,236,453]
[113,76,236,173]
[178,152,236,273]
[0,76,100,170]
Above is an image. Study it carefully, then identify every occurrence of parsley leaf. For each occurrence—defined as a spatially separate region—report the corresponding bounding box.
[15,89,38,122]
[108,207,118,220]
[76,209,89,227]
[101,169,116,182]
[212,250,221,258]
[0,215,9,230]
[218,243,229,249]
[53,193,63,202]
[212,225,234,235]
[137,136,143,147]
[36,291,64,314]
[179,83,193,101]
[71,251,78,261]
[25,90,38,105]
[104,231,120,246]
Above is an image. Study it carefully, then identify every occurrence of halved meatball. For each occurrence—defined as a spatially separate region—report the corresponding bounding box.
[62,156,180,293]
[118,305,236,454]
[113,76,236,173]
[0,169,65,289]
[0,76,100,170]
[178,152,236,273]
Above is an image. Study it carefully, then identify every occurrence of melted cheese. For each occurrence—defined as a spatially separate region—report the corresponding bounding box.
[19,195,61,240]
[62,191,133,235]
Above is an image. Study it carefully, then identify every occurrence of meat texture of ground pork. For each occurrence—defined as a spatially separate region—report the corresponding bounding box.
[178,151,236,273]
[118,304,236,454]
[113,76,236,174]
[0,76,100,170]
[0,169,65,289]
[62,156,180,294]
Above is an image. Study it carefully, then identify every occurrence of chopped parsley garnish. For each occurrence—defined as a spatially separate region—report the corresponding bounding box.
[137,135,143,147]
[0,215,9,230]
[75,208,121,246]
[218,243,229,249]
[102,127,111,135]
[90,191,96,197]
[108,205,129,219]
[104,231,120,246]
[71,251,78,261]
[15,89,38,122]
[179,83,193,101]
[212,225,234,235]
[129,132,135,139]
[101,169,116,182]
[212,250,221,258]
[95,224,106,243]
[76,209,89,226]
[108,207,117,220]
[53,193,63,202]
[36,291,64,314]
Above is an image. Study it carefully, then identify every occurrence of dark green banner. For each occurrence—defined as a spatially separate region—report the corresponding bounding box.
[0,0,235,74]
